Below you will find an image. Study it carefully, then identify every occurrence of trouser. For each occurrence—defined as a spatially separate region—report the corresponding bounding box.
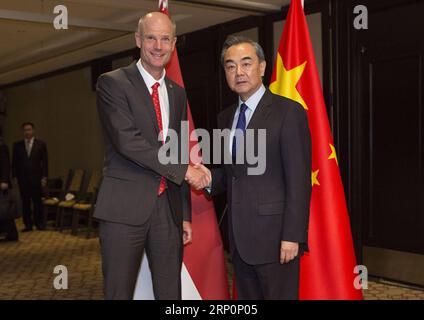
[232,249,300,300]
[0,219,19,240]
[19,182,43,229]
[99,192,183,300]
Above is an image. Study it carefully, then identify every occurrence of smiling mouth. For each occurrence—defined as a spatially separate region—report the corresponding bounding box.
[151,53,164,58]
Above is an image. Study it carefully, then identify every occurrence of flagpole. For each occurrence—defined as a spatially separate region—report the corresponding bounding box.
[158,0,230,300]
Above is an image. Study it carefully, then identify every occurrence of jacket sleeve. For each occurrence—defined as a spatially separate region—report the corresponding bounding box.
[96,73,188,185]
[280,104,312,245]
[0,144,10,184]
[209,167,227,196]
[11,143,18,179]
[181,180,192,221]
[208,111,228,196]
[179,90,191,222]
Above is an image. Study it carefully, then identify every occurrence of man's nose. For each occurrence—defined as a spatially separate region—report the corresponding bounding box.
[236,65,244,75]
[154,39,162,50]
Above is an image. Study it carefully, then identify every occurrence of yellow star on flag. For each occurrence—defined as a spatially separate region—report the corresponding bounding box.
[328,143,338,166]
[311,170,320,187]
[269,52,308,110]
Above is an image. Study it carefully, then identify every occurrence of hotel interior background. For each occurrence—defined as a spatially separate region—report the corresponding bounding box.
[0,0,423,300]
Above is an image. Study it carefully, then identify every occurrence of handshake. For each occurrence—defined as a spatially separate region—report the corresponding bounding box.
[185,163,211,190]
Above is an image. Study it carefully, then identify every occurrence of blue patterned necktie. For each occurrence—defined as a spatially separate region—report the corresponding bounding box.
[232,103,248,163]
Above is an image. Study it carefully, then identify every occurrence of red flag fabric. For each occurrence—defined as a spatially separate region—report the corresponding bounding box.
[159,0,169,15]
[160,0,230,299]
[269,0,363,299]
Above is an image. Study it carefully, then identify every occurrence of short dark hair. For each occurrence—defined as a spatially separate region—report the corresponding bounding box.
[22,122,35,129]
[221,35,266,66]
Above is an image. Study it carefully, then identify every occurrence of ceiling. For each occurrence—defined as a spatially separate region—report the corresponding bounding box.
[0,0,291,87]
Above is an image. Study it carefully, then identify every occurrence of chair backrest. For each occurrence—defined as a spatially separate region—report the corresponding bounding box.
[46,169,71,190]
[68,169,85,193]
[86,170,102,193]
[60,169,72,190]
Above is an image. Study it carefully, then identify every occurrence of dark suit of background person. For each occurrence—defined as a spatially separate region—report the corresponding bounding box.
[12,124,48,232]
[0,138,18,242]
[208,37,312,300]
[93,12,210,300]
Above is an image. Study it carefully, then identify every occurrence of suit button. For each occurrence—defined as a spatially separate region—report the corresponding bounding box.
[167,173,176,180]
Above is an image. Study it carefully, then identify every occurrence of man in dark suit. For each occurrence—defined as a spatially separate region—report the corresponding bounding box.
[0,135,18,242]
[94,12,210,300]
[12,122,48,232]
[196,36,312,299]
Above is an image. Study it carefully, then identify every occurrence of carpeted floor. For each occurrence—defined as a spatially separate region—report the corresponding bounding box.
[0,219,423,300]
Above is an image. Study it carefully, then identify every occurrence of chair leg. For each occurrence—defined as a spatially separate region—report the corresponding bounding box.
[60,207,70,232]
[58,207,67,232]
[87,211,93,239]
[45,205,54,229]
[55,206,61,230]
[43,205,48,227]
[71,209,79,236]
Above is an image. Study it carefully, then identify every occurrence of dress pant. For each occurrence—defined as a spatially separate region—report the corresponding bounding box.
[99,191,183,300]
[232,249,300,300]
[19,180,43,230]
[0,219,19,240]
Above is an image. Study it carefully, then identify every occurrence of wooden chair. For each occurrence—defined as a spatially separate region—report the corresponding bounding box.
[71,170,102,238]
[56,169,85,231]
[42,169,71,228]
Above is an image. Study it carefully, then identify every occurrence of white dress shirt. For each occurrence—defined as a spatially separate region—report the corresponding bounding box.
[25,137,34,157]
[136,59,170,142]
[206,85,266,192]
[229,84,266,156]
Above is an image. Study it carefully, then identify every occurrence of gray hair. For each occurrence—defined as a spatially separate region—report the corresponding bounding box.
[220,35,265,66]
[137,13,176,38]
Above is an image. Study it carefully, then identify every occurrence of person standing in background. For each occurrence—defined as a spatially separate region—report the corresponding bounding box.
[12,122,48,232]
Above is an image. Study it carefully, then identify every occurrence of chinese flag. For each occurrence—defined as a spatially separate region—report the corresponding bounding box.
[269,0,363,299]
[160,0,230,299]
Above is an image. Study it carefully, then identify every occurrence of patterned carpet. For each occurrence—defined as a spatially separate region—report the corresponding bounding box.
[0,219,423,300]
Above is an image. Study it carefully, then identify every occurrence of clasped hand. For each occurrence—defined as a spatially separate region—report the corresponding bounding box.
[184,163,211,190]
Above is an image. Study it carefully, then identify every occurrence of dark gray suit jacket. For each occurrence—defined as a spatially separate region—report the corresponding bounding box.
[94,61,191,227]
[0,141,11,186]
[210,89,312,265]
[12,139,48,187]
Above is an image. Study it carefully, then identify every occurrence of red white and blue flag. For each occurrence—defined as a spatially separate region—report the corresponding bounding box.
[134,0,230,300]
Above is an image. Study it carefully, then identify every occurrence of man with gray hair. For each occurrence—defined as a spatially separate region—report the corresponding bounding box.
[197,35,312,299]
[94,11,210,300]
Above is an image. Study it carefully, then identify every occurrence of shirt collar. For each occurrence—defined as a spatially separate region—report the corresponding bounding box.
[136,59,166,90]
[238,84,266,112]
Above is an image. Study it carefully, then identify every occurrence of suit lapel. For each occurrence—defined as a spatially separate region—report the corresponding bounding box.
[246,89,273,131]
[124,62,160,136]
[23,139,36,159]
[165,78,177,136]
[19,140,28,159]
[233,89,273,177]
[29,139,36,159]
[222,104,238,174]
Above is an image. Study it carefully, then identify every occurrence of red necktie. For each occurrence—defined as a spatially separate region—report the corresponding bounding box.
[151,82,167,196]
